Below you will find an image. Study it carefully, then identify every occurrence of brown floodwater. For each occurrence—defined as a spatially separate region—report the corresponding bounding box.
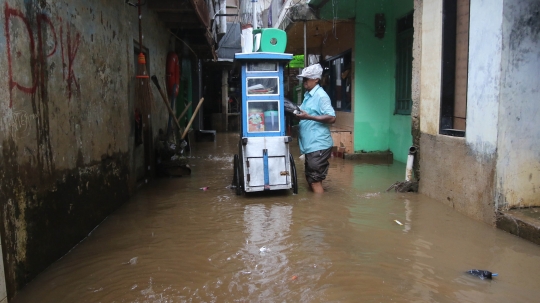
[11,133,540,303]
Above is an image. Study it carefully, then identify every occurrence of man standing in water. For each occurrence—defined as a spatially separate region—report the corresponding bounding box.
[295,63,336,193]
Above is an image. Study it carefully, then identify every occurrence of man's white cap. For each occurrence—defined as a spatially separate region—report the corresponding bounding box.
[296,63,323,80]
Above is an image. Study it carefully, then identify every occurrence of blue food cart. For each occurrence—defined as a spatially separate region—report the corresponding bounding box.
[232,52,298,195]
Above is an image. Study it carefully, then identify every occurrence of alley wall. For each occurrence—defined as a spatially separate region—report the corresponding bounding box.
[0,0,170,298]
[417,0,497,224]
[496,0,540,209]
[0,237,5,303]
[417,0,540,224]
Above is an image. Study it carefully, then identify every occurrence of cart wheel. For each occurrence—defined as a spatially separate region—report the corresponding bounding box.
[289,153,298,194]
[233,154,242,196]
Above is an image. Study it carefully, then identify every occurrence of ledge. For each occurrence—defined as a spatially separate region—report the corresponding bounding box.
[344,151,393,164]
[497,208,540,246]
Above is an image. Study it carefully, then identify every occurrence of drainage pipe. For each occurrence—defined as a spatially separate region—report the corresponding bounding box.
[405,146,417,182]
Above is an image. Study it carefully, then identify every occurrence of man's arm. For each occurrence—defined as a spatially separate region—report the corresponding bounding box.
[295,110,336,124]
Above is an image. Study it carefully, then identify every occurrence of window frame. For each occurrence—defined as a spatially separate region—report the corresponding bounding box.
[395,11,414,115]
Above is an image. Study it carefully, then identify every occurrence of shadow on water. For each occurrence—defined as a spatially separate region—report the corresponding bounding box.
[11,132,540,303]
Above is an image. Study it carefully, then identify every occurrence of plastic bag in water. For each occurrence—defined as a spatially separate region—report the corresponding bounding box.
[466,269,498,280]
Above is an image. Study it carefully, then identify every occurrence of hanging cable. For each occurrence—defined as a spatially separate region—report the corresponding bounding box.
[125,0,146,7]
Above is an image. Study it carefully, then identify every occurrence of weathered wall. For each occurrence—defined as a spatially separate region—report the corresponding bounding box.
[0,0,170,297]
[419,135,497,223]
[411,0,422,180]
[0,236,5,303]
[418,0,498,224]
[466,0,502,155]
[419,0,442,136]
[496,0,540,209]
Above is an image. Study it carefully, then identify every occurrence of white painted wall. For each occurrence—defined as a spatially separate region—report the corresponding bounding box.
[466,0,503,157]
[419,0,443,135]
[496,0,540,208]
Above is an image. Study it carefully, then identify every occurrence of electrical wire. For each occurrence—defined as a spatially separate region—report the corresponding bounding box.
[125,0,146,7]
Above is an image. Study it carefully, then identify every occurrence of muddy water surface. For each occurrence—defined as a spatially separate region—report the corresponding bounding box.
[11,133,540,303]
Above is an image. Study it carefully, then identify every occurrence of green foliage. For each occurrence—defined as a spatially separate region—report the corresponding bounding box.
[287,55,304,68]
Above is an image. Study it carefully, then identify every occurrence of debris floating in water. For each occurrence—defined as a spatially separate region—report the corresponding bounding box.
[386,181,418,192]
[394,220,403,226]
[466,269,498,280]
[200,187,209,191]
[291,275,298,281]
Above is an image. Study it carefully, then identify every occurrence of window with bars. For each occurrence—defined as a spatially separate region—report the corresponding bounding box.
[395,12,414,115]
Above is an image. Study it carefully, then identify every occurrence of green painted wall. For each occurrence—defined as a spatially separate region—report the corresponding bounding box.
[319,0,413,163]
[388,2,415,164]
[354,0,395,154]
[354,0,413,162]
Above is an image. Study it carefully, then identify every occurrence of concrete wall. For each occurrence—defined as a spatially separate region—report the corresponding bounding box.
[417,0,539,223]
[496,0,540,209]
[0,0,170,297]
[417,0,498,224]
[411,0,422,180]
[419,0,540,224]
[418,0,442,136]
[0,235,5,303]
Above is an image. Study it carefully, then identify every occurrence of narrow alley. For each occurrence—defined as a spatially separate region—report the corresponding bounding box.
[10,133,540,303]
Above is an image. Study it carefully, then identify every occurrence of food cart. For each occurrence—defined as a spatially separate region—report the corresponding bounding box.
[232,52,298,195]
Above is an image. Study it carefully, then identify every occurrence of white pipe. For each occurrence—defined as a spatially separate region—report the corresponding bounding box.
[219,0,227,35]
[252,0,257,29]
[405,146,417,182]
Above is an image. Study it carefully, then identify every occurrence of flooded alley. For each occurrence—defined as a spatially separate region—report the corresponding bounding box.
[11,133,540,303]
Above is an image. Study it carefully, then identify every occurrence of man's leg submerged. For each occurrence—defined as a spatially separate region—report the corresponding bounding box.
[304,147,332,193]
[310,181,324,193]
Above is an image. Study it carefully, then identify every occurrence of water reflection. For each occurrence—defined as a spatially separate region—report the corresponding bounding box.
[234,203,293,301]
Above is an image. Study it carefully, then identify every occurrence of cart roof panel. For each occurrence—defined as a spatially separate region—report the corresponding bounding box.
[235,53,293,61]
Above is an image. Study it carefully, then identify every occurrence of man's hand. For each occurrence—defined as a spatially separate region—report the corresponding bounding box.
[295,110,310,120]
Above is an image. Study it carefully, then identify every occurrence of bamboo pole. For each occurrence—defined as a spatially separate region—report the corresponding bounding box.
[150,76,182,131]
[177,101,192,121]
[181,98,205,140]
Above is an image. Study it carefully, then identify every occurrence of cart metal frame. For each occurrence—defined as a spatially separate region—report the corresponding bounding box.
[232,52,298,195]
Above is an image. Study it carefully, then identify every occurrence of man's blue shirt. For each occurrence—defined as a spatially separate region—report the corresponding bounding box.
[298,85,335,154]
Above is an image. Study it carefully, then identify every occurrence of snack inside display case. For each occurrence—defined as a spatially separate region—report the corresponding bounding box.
[246,100,279,132]
[247,77,279,95]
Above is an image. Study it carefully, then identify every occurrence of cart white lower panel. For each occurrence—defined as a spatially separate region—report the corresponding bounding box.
[241,136,292,192]
[245,184,291,192]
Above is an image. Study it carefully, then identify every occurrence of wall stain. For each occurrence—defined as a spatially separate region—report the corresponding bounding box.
[508,2,540,57]
[1,136,130,296]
